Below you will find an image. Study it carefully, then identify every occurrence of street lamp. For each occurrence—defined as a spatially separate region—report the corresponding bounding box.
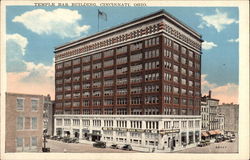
[42,129,50,152]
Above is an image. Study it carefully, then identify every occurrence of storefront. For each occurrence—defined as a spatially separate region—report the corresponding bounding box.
[181,132,187,146]
[82,129,89,139]
[73,129,80,138]
[188,131,194,144]
[92,130,101,141]
[201,131,209,140]
[195,131,200,142]
[56,128,62,136]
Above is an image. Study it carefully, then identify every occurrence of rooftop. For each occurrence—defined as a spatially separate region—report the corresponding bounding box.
[55,9,202,51]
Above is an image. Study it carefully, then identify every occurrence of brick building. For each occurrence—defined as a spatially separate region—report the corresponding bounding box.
[54,10,203,152]
[5,93,44,152]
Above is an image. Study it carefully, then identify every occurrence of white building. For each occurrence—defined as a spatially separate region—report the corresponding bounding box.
[54,115,201,152]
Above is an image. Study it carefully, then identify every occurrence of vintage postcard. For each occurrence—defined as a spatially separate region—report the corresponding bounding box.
[0,0,249,160]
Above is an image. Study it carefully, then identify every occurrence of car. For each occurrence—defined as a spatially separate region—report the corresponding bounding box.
[197,141,207,147]
[121,144,133,151]
[228,138,235,143]
[93,141,106,148]
[215,138,222,143]
[62,137,71,143]
[110,144,119,149]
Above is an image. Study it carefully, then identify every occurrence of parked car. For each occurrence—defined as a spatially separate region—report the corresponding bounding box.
[197,141,207,147]
[121,144,133,151]
[228,138,235,143]
[110,144,119,149]
[205,139,210,145]
[68,138,79,143]
[215,138,222,143]
[93,141,106,148]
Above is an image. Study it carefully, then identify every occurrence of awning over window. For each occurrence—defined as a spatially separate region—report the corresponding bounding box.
[208,130,216,135]
[214,130,221,134]
[201,132,209,137]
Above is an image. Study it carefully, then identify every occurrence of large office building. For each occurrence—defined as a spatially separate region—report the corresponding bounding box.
[54,10,203,152]
[5,93,44,152]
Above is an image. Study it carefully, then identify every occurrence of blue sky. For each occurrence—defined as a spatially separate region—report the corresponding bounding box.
[6,6,239,103]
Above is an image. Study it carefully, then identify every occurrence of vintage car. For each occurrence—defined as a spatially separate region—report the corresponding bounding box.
[93,141,106,148]
[121,144,133,151]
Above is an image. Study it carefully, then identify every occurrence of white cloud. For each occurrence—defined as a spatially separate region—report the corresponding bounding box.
[6,33,55,98]
[6,34,28,72]
[6,33,28,55]
[196,9,237,32]
[227,38,239,43]
[13,8,90,38]
[202,41,217,50]
[201,74,238,104]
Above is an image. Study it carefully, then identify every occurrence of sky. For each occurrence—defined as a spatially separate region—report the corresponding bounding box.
[5,6,239,104]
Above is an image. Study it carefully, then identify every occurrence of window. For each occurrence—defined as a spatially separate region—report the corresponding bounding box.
[93,62,102,69]
[31,137,37,147]
[92,53,102,60]
[130,53,142,62]
[164,85,172,93]
[164,49,172,57]
[31,99,38,111]
[145,37,160,47]
[104,59,114,67]
[116,46,127,54]
[145,49,159,59]
[130,42,143,51]
[16,137,23,148]
[130,75,142,83]
[82,56,90,63]
[145,96,159,104]
[117,98,127,105]
[16,98,24,110]
[131,64,143,72]
[173,42,179,51]
[117,56,128,64]
[16,117,24,130]
[164,73,172,81]
[164,61,172,69]
[173,97,179,104]
[145,61,159,70]
[104,79,113,86]
[103,50,114,57]
[31,117,37,129]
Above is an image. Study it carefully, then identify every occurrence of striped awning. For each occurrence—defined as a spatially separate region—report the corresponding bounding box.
[208,130,216,135]
[214,130,221,134]
[201,132,209,137]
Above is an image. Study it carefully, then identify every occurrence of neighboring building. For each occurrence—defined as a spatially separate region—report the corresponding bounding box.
[5,93,44,152]
[43,94,54,136]
[53,10,203,152]
[200,91,224,139]
[217,103,239,134]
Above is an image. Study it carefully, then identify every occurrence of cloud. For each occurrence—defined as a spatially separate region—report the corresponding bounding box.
[13,8,90,38]
[6,33,55,99]
[227,38,239,43]
[201,74,238,104]
[202,41,217,50]
[196,9,238,32]
[6,34,28,72]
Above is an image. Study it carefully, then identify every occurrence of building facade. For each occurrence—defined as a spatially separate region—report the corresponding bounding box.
[54,10,203,151]
[54,115,201,152]
[43,95,54,136]
[5,93,44,152]
[217,103,238,134]
[200,91,225,139]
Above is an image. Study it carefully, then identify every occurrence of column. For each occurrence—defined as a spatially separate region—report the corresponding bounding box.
[54,118,57,136]
[141,120,146,147]
[79,119,83,140]
[70,119,74,138]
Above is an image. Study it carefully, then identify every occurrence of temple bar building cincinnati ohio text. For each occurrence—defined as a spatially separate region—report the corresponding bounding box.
[53,10,203,152]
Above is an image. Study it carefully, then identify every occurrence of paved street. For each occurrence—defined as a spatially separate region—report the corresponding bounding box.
[177,138,238,153]
[46,139,137,153]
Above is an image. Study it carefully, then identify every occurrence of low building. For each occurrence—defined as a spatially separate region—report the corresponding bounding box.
[200,91,224,139]
[217,103,239,135]
[54,114,201,152]
[5,92,44,152]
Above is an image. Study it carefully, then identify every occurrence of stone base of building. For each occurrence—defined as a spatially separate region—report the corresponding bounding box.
[54,114,201,152]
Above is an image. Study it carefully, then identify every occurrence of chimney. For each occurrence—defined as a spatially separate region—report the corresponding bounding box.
[208,90,212,98]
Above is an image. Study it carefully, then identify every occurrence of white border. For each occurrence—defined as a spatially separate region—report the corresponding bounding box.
[1,1,249,160]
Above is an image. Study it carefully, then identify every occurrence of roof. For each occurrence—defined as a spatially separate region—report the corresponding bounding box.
[55,9,202,51]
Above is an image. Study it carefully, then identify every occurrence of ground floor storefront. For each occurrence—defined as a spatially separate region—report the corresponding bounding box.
[54,115,201,152]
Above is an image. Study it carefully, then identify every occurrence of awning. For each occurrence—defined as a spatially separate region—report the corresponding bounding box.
[214,130,221,134]
[208,130,216,135]
[201,132,209,137]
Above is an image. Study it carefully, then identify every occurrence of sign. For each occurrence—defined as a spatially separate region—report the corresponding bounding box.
[159,129,180,135]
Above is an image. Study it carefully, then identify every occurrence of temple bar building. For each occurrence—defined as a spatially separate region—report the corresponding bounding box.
[54,10,203,152]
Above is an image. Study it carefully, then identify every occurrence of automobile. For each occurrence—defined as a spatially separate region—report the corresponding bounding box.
[110,144,119,149]
[205,139,210,145]
[121,144,133,151]
[215,138,222,143]
[62,137,71,143]
[68,138,79,143]
[228,138,235,143]
[197,141,207,147]
[93,141,106,148]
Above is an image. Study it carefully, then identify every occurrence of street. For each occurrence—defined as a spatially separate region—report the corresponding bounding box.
[46,139,137,153]
[177,138,238,153]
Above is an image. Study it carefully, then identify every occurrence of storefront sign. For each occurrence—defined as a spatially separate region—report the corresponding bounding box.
[159,129,180,135]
